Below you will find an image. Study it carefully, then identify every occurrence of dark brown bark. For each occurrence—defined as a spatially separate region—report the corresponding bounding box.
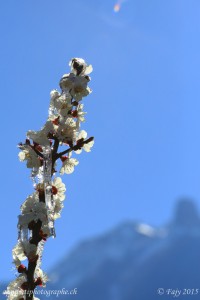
[26,195,44,300]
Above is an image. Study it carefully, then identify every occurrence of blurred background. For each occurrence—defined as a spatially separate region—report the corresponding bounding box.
[1,0,200,299]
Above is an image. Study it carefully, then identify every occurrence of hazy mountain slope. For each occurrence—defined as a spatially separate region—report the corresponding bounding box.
[3,199,200,300]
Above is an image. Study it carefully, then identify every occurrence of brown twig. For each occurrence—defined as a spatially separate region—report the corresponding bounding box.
[30,145,43,159]
[55,137,94,159]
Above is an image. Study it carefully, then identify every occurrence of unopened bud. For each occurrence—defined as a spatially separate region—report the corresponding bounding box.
[35,277,43,287]
[18,264,26,273]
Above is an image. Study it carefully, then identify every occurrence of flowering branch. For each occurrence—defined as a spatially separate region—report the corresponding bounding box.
[5,58,94,300]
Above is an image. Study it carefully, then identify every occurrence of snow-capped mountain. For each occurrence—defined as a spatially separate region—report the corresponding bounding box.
[3,199,200,300]
[43,199,200,300]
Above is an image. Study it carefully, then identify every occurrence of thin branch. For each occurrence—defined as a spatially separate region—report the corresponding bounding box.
[51,137,60,174]
[56,137,94,159]
[30,145,43,159]
[26,193,45,300]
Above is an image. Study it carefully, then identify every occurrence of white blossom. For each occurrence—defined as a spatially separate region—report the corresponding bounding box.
[71,103,86,125]
[5,275,26,300]
[19,192,47,224]
[75,130,94,154]
[27,130,49,146]
[13,241,37,261]
[12,256,21,268]
[27,120,54,146]
[49,91,73,118]
[12,242,26,261]
[19,206,47,226]
[20,192,39,214]
[60,152,79,175]
[35,268,49,286]
[52,93,72,111]
[70,75,91,101]
[55,116,77,143]
[69,58,93,76]
[82,138,94,152]
[60,73,91,101]
[52,177,66,201]
[32,202,47,222]
[53,198,64,220]
[18,146,41,169]
[78,129,87,139]
[50,89,60,101]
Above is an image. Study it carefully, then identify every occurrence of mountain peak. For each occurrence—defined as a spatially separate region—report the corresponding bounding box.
[173,198,200,228]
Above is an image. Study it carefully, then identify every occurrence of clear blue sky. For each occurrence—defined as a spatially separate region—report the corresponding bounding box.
[1,0,200,280]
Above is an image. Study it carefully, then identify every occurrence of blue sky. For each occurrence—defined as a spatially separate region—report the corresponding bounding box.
[1,0,200,280]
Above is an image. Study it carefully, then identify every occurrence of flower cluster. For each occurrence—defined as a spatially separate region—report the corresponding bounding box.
[6,58,94,300]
